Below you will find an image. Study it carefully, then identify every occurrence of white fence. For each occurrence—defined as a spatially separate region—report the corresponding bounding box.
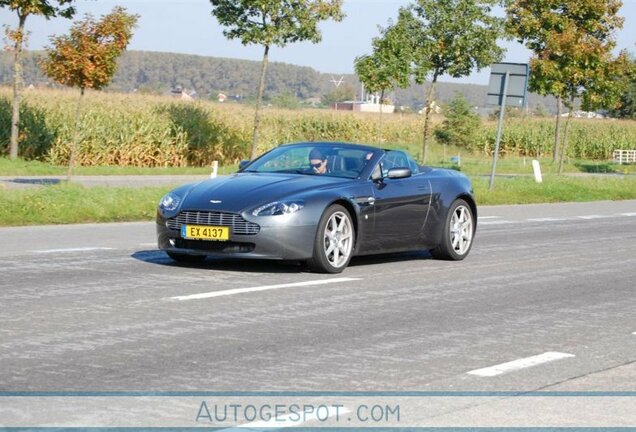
[613,150,636,164]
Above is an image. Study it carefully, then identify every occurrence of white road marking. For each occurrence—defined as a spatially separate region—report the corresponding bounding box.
[171,277,361,301]
[467,351,575,377]
[477,213,636,226]
[31,247,115,254]
[236,406,351,429]
[479,220,516,225]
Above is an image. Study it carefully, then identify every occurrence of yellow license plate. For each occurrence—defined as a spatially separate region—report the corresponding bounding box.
[181,225,229,241]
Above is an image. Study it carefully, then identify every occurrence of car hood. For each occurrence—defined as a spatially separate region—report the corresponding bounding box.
[180,173,350,213]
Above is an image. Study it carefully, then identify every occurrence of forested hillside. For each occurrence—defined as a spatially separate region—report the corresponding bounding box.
[0,50,555,111]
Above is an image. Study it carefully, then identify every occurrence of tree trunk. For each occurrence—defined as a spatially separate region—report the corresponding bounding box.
[67,88,85,180]
[558,98,574,175]
[9,13,27,160]
[377,89,385,145]
[422,73,438,164]
[251,44,270,160]
[553,96,562,162]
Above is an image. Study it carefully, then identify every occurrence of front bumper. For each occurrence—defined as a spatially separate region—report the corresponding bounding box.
[156,211,317,260]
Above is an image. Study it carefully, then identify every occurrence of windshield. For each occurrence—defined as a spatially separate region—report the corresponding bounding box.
[243,144,377,179]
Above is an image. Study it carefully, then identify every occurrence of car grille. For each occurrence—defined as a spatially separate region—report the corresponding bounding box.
[166,211,260,235]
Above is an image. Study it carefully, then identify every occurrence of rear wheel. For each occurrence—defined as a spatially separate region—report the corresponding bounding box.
[167,251,207,263]
[431,199,474,260]
[307,204,355,273]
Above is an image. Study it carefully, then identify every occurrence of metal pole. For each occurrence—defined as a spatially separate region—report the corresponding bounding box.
[489,71,510,191]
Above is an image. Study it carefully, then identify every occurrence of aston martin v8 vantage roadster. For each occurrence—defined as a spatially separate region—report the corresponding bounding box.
[157,142,476,273]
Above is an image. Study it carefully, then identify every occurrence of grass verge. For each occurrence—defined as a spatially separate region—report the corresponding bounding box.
[473,175,636,205]
[0,157,235,176]
[0,184,171,226]
[1,176,636,226]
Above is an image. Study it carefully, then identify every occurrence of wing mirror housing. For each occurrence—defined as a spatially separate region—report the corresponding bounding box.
[238,160,251,171]
[387,167,412,179]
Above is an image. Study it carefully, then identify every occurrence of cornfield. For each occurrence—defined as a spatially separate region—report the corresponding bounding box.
[1,87,635,167]
[476,118,636,159]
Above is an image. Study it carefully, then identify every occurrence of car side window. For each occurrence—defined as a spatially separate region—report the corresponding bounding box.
[384,151,410,174]
[406,154,419,175]
[371,162,383,180]
[370,150,418,179]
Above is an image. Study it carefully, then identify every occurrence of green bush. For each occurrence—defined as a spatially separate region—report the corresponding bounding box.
[434,93,481,148]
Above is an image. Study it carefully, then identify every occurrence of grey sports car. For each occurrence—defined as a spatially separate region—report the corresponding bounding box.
[156,142,476,273]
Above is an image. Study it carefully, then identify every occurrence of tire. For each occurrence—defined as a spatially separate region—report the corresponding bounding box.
[431,198,475,261]
[167,251,207,263]
[307,204,355,273]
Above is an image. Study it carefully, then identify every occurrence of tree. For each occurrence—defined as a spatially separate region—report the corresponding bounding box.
[271,90,301,110]
[434,92,481,149]
[610,80,636,120]
[394,0,506,162]
[608,55,636,120]
[41,7,138,177]
[0,0,75,160]
[354,19,412,105]
[321,83,355,106]
[507,0,630,172]
[355,19,412,142]
[210,0,344,159]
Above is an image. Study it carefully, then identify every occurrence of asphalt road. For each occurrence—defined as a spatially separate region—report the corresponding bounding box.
[1,200,635,426]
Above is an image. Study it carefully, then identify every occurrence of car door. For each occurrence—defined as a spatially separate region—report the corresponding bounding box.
[368,151,432,252]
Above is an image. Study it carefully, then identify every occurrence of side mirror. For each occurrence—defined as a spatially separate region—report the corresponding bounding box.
[238,160,251,171]
[387,167,412,179]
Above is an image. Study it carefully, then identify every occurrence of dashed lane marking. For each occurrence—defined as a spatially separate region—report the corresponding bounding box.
[578,215,609,220]
[479,220,516,225]
[170,277,361,301]
[479,212,636,226]
[31,247,115,254]
[467,351,576,377]
[526,218,567,222]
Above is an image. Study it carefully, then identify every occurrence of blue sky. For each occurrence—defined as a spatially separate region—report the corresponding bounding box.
[1,0,635,85]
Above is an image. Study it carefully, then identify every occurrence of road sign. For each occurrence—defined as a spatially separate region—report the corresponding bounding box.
[487,63,529,191]
[487,62,529,107]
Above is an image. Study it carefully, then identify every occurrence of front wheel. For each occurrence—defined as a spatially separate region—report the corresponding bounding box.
[307,204,355,273]
[431,199,475,260]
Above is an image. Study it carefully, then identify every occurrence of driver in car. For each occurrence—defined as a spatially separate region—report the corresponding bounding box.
[309,148,329,175]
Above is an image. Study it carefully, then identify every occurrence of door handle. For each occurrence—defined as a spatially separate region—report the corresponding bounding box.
[355,196,376,206]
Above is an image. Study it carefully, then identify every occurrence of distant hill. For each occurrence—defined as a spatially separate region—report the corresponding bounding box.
[0,50,556,112]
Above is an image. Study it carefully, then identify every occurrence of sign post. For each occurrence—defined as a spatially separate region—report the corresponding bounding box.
[486,63,529,191]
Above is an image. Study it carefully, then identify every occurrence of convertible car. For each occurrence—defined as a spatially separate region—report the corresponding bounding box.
[157,142,476,273]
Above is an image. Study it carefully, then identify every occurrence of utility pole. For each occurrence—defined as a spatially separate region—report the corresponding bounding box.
[330,75,344,111]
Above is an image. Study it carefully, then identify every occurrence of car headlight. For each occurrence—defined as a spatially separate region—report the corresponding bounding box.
[252,201,304,216]
[159,193,181,212]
